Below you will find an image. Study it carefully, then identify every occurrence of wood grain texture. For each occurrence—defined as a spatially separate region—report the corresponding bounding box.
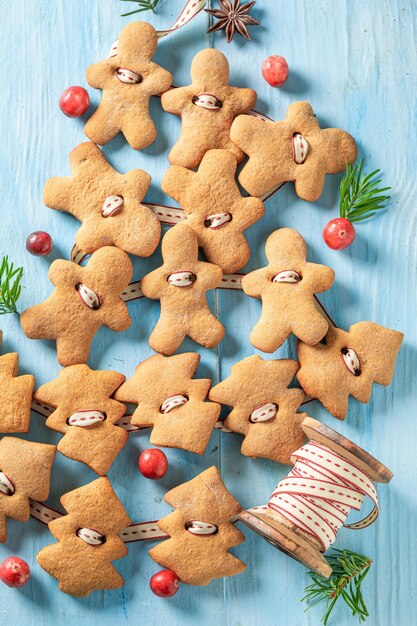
[0,1,414,624]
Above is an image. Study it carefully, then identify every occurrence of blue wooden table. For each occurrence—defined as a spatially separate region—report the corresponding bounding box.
[0,1,414,624]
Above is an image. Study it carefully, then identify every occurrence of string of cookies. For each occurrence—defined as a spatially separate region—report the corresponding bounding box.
[2,15,403,599]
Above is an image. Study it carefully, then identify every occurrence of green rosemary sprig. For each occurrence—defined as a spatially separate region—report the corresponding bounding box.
[339,159,391,223]
[0,256,23,315]
[301,549,373,625]
[120,0,160,16]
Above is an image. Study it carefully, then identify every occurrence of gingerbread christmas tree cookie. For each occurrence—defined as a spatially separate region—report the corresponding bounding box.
[35,365,128,475]
[297,322,404,419]
[209,356,307,464]
[0,437,56,542]
[230,101,357,200]
[37,477,130,597]
[162,149,265,273]
[0,332,34,433]
[20,247,132,366]
[44,142,160,257]
[161,48,256,168]
[84,21,172,150]
[242,228,335,352]
[149,466,246,585]
[114,353,220,454]
[141,224,224,355]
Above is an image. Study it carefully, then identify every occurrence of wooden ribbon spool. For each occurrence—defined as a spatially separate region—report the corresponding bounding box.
[239,416,393,578]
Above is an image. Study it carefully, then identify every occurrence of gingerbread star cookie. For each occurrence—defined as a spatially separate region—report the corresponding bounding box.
[44,142,160,257]
[85,22,172,150]
[114,353,220,454]
[20,247,132,367]
[297,322,404,419]
[242,228,335,352]
[209,356,307,464]
[161,48,256,168]
[162,149,265,273]
[231,101,358,200]
[37,477,130,597]
[0,437,56,542]
[141,224,224,355]
[149,466,246,586]
[35,365,128,475]
[0,332,34,433]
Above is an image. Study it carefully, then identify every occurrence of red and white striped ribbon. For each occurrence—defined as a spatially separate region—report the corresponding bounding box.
[63,267,244,302]
[29,503,240,543]
[29,499,167,542]
[30,402,228,434]
[109,0,207,57]
[118,273,243,302]
[266,441,379,551]
[156,0,207,37]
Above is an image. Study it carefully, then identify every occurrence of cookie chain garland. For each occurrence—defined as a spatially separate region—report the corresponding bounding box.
[28,417,390,582]
[68,105,275,266]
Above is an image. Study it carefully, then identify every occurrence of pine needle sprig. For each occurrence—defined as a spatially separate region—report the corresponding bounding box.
[120,0,160,16]
[0,256,24,315]
[301,549,373,625]
[339,159,391,223]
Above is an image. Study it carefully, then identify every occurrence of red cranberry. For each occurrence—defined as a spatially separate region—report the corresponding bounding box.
[0,557,30,588]
[139,448,168,480]
[59,86,90,117]
[262,55,289,87]
[323,217,356,250]
[150,570,179,597]
[26,231,53,256]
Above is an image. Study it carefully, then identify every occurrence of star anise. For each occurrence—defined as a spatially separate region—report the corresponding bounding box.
[205,0,260,44]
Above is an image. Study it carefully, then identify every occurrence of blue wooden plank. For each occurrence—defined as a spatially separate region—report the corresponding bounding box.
[0,0,415,624]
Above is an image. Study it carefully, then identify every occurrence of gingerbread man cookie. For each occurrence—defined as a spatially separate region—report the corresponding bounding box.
[141,224,224,354]
[297,322,404,419]
[162,149,265,273]
[37,477,130,597]
[209,356,307,464]
[44,142,160,257]
[230,101,358,200]
[0,437,56,542]
[114,353,220,454]
[0,332,34,433]
[149,466,246,585]
[161,48,256,168]
[20,247,132,367]
[35,365,128,475]
[242,228,335,352]
[84,22,172,150]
